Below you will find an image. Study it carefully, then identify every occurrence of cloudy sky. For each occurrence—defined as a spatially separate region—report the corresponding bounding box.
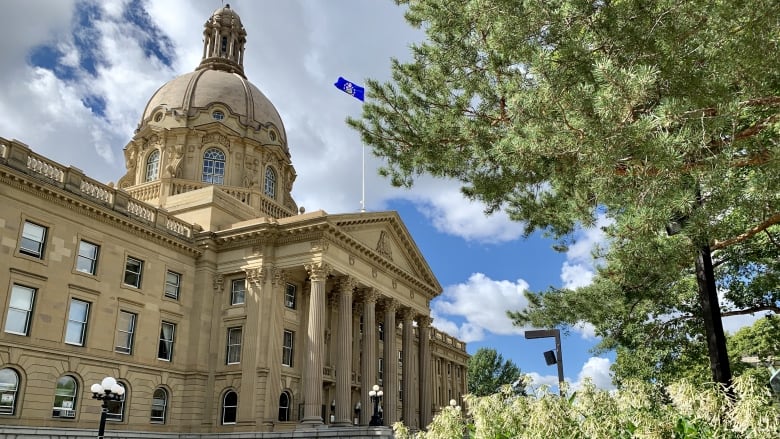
[1,0,762,393]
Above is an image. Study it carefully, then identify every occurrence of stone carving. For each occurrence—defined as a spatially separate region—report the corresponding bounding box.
[165,144,185,178]
[304,261,331,282]
[245,267,264,285]
[202,133,230,149]
[213,274,224,292]
[418,315,433,328]
[310,239,329,253]
[375,230,393,261]
[361,287,380,304]
[271,267,287,286]
[336,276,356,295]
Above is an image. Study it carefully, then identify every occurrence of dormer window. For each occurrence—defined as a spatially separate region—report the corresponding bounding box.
[212,111,225,121]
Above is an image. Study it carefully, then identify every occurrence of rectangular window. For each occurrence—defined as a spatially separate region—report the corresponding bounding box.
[378,357,384,384]
[19,221,47,258]
[398,350,403,369]
[65,299,89,345]
[226,327,242,364]
[4,284,35,335]
[282,330,294,367]
[164,271,181,300]
[378,322,384,341]
[76,240,99,275]
[124,256,143,288]
[115,311,136,354]
[231,279,245,305]
[284,283,297,309]
[158,321,175,361]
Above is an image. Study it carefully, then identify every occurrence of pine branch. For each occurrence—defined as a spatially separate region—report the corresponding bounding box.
[712,212,780,250]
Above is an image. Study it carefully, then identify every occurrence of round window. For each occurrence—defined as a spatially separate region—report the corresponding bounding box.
[269,130,277,142]
[153,112,163,122]
[212,111,225,121]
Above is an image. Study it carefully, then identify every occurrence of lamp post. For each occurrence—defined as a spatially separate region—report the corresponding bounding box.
[525,329,564,396]
[90,376,125,439]
[368,384,383,426]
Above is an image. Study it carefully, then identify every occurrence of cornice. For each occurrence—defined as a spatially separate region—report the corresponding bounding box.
[0,167,201,258]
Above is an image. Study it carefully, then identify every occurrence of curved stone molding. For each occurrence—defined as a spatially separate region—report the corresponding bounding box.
[304,261,331,282]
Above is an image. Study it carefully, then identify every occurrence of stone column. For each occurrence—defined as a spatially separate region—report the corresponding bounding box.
[400,307,415,427]
[236,267,264,425]
[262,267,286,427]
[418,315,433,429]
[300,262,330,426]
[360,288,379,425]
[382,299,399,425]
[334,276,356,426]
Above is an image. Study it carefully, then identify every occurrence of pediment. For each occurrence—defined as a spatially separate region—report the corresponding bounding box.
[328,211,441,292]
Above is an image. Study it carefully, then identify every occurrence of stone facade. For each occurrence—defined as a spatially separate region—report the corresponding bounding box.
[0,5,468,437]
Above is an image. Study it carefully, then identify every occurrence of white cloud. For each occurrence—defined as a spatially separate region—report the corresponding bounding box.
[431,273,530,343]
[560,215,613,289]
[573,321,597,340]
[526,356,615,393]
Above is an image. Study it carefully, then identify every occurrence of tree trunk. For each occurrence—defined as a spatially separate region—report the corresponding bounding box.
[694,243,732,386]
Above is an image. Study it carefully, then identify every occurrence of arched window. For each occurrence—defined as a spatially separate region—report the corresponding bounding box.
[150,388,168,423]
[221,390,237,424]
[145,149,160,181]
[278,391,291,421]
[202,148,226,185]
[0,368,20,415]
[106,382,126,422]
[52,375,78,418]
[264,166,276,198]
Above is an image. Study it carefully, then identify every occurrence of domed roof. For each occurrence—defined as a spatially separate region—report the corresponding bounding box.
[137,4,286,145]
[140,68,286,141]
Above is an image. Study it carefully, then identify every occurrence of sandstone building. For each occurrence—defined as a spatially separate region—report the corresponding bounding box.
[0,5,468,438]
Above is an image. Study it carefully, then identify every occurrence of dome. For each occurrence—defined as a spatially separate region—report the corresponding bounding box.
[140,68,287,143]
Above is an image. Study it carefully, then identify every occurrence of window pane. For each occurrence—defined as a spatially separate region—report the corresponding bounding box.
[231,279,245,305]
[158,322,175,361]
[0,368,19,415]
[222,391,237,424]
[76,241,99,274]
[151,388,167,423]
[53,376,77,418]
[20,222,46,257]
[164,271,180,299]
[227,328,242,364]
[115,311,136,354]
[124,257,143,288]
[284,284,296,309]
[106,383,126,421]
[5,285,35,335]
[146,150,160,181]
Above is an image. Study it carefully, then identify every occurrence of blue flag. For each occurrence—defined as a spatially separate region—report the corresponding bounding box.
[334,76,365,101]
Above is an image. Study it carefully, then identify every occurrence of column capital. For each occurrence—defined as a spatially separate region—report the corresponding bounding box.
[360,287,380,304]
[271,266,287,286]
[400,306,416,322]
[418,315,433,328]
[336,276,357,295]
[304,261,331,281]
[245,267,265,285]
[380,297,399,314]
[213,273,224,293]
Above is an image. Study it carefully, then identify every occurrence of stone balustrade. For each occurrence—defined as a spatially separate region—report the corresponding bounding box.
[0,137,194,239]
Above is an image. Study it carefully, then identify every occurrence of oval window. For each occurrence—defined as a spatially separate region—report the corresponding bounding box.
[213,111,225,121]
[269,130,277,142]
[154,112,163,122]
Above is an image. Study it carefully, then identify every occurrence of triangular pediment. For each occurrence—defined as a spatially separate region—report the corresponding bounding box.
[327,211,441,293]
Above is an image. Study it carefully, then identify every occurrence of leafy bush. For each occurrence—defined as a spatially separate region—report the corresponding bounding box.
[393,375,780,439]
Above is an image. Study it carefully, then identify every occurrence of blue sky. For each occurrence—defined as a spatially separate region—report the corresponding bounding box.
[0,0,760,393]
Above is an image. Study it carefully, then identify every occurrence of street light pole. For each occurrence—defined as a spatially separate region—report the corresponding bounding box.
[525,329,564,396]
[90,376,125,439]
[368,384,383,426]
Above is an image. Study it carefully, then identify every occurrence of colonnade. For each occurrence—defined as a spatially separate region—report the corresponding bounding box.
[299,264,431,429]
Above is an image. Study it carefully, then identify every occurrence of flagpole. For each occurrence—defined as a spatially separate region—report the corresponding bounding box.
[361,144,366,212]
